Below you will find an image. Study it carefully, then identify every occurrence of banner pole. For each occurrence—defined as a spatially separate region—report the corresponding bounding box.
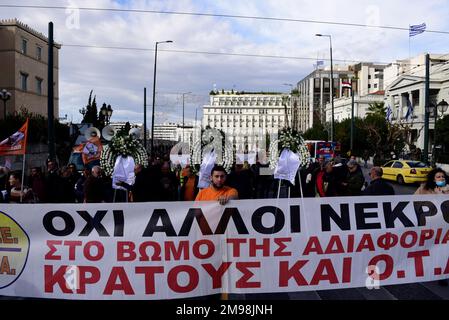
[277,179,281,199]
[20,153,26,203]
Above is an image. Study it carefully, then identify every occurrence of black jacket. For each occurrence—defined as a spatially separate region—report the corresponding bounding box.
[363,178,395,196]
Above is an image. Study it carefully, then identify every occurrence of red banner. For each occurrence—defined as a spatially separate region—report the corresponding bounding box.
[0,118,29,156]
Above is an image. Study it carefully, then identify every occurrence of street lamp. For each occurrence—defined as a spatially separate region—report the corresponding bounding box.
[0,89,12,119]
[151,40,173,157]
[182,91,192,143]
[316,34,334,142]
[430,99,449,166]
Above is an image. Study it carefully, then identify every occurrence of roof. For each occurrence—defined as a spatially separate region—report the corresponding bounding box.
[0,18,61,48]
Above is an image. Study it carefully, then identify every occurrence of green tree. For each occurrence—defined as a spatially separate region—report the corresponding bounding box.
[334,117,367,157]
[303,122,328,141]
[366,101,386,117]
[436,115,449,163]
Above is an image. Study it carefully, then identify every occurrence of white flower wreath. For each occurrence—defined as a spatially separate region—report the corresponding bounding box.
[100,136,148,176]
[190,128,233,173]
[269,128,310,169]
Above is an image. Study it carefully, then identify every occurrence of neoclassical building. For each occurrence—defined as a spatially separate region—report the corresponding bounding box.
[385,54,449,152]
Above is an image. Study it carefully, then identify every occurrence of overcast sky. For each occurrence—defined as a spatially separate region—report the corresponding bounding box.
[1,0,449,124]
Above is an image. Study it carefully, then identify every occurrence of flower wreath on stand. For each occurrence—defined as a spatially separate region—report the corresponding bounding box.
[270,127,310,187]
[190,128,233,174]
[100,127,148,177]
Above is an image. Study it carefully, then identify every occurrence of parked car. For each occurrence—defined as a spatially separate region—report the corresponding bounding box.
[381,160,432,184]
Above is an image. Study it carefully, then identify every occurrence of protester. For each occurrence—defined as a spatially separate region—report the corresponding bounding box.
[159,161,179,201]
[313,160,338,197]
[415,168,449,286]
[305,155,326,197]
[84,165,105,203]
[195,165,238,205]
[127,164,151,202]
[0,165,10,202]
[226,163,255,199]
[180,165,199,201]
[341,159,365,196]
[60,163,80,203]
[363,166,395,196]
[75,167,90,203]
[29,167,47,202]
[8,171,35,203]
[45,159,64,203]
[414,168,449,195]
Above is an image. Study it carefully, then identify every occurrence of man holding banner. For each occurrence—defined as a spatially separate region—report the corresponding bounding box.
[195,165,238,205]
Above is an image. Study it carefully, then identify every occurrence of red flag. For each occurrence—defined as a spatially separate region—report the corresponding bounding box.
[0,118,29,156]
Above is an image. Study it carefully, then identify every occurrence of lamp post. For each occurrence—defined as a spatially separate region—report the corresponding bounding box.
[316,34,334,142]
[182,92,191,143]
[431,99,449,166]
[282,84,294,128]
[151,40,173,157]
[0,89,11,120]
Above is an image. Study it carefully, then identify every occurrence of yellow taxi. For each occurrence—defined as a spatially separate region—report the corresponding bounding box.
[381,160,432,184]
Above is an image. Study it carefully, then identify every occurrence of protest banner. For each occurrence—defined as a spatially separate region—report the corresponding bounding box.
[0,195,448,299]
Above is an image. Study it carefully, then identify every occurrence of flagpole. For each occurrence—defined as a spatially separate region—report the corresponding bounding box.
[20,153,26,203]
[408,25,411,59]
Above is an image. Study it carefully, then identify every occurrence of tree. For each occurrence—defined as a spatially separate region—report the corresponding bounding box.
[361,113,410,165]
[303,122,328,141]
[334,117,367,157]
[81,90,113,129]
[436,115,449,163]
[366,101,386,117]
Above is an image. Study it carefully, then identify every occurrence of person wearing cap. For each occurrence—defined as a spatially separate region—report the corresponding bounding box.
[341,159,365,196]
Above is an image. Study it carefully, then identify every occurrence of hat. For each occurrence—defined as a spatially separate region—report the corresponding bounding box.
[347,159,358,168]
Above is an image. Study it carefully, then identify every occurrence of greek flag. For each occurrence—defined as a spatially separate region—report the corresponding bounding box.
[386,104,393,122]
[409,23,426,37]
[314,60,324,69]
[405,98,414,121]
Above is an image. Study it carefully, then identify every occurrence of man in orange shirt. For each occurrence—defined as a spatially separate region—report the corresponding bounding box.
[196,165,238,300]
[195,165,238,205]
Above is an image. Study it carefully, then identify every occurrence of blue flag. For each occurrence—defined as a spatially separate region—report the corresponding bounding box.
[386,104,393,122]
[405,98,414,121]
[409,23,426,37]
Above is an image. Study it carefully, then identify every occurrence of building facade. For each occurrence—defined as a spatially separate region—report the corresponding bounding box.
[296,63,387,131]
[0,19,60,119]
[384,53,449,153]
[202,91,291,151]
[296,65,355,132]
[325,91,385,122]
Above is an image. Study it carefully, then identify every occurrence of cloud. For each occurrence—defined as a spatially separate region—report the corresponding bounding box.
[1,0,448,125]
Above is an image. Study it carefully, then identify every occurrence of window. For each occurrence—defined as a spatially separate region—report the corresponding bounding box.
[20,72,28,91]
[36,78,43,95]
[368,75,371,79]
[383,161,394,167]
[392,162,403,169]
[36,46,42,60]
[21,38,27,54]
[374,84,378,88]
[368,84,371,89]
[406,161,427,168]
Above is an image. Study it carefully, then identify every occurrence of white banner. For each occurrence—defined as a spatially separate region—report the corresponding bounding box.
[0,195,449,300]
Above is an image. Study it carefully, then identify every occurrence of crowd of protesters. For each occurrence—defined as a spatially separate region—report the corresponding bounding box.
[3,152,449,204]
